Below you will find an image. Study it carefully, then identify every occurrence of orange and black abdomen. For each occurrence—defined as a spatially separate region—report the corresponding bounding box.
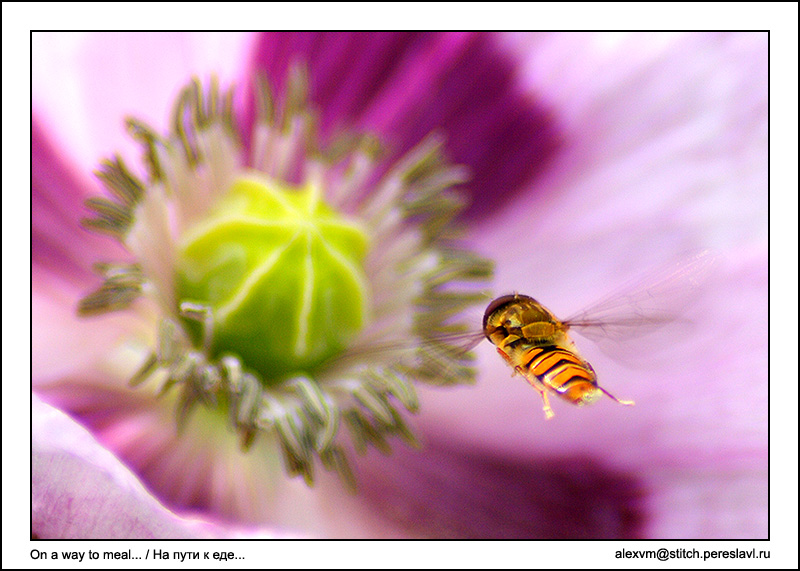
[516,344,601,404]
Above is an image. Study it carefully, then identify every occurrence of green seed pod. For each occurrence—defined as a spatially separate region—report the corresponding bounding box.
[177,174,369,384]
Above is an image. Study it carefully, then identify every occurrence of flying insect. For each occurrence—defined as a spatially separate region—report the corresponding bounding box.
[479,250,713,418]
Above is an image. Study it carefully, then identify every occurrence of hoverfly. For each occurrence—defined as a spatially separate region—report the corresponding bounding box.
[481,292,632,419]
[337,251,714,420]
[480,250,714,418]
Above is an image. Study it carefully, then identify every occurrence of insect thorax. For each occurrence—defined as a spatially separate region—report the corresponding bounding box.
[484,296,565,347]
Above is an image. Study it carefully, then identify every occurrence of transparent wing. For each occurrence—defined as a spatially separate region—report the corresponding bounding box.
[325,287,491,383]
[328,329,485,366]
[321,327,486,386]
[563,250,715,346]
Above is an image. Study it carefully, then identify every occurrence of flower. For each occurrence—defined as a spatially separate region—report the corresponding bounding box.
[32,32,767,539]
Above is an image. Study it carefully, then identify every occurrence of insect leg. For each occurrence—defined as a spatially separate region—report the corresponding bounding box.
[516,366,555,419]
[539,388,555,420]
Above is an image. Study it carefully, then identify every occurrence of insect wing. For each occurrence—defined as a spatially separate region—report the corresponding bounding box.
[324,329,486,372]
[563,250,715,348]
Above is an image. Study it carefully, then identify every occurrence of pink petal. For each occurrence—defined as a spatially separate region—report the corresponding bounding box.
[32,114,127,284]
[32,32,257,177]
[246,32,560,217]
[31,272,144,385]
[32,113,148,383]
[357,440,645,538]
[32,396,296,538]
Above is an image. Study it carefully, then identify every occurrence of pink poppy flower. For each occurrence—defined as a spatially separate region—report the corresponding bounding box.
[32,32,766,539]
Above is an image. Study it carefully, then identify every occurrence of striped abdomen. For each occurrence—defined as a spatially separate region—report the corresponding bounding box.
[513,343,602,406]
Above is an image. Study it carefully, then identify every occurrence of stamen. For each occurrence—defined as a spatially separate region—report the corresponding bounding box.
[77,263,144,316]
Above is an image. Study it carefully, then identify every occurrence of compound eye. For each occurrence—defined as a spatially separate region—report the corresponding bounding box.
[482,294,536,331]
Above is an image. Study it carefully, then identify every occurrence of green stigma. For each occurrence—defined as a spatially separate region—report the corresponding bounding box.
[177,175,368,383]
